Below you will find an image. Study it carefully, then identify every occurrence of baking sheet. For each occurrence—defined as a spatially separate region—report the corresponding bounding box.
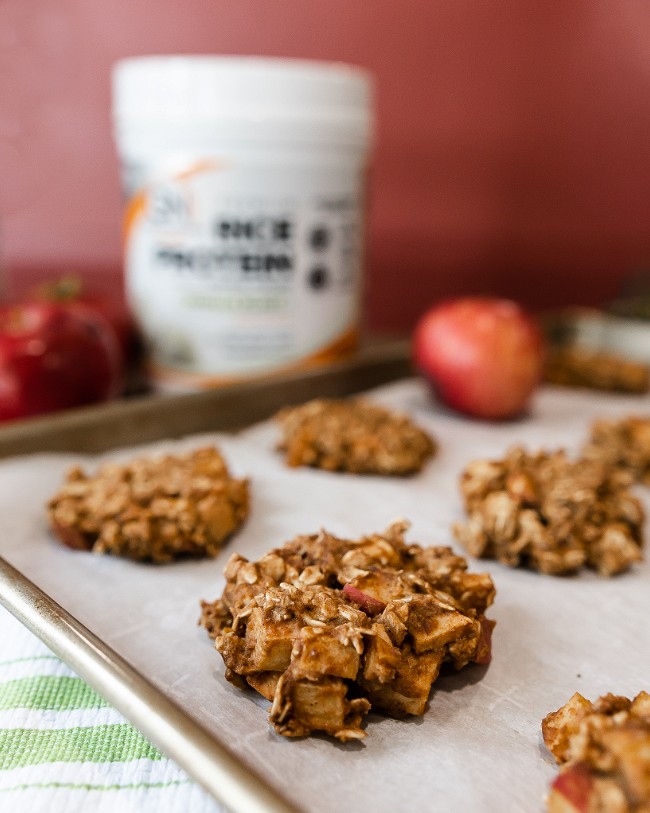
[0,378,648,813]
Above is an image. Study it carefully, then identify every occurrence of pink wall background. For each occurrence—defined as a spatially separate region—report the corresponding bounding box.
[2,0,650,330]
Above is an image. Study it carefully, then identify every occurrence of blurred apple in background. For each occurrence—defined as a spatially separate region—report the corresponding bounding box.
[33,274,138,367]
[413,296,546,420]
[0,301,123,421]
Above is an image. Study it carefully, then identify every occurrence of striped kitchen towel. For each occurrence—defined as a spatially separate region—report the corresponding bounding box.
[0,606,225,813]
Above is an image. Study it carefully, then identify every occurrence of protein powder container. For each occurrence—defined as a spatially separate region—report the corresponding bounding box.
[111,56,374,389]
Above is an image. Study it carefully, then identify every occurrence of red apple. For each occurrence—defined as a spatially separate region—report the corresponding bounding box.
[33,274,138,366]
[0,301,123,421]
[413,297,545,419]
[548,764,594,813]
[342,584,387,616]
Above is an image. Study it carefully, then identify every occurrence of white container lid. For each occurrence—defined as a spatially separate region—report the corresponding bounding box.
[112,55,374,149]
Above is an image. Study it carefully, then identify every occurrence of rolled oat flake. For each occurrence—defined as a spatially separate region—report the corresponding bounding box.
[112,56,374,390]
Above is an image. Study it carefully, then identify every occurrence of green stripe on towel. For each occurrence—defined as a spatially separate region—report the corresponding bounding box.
[0,676,107,711]
[0,779,189,794]
[0,656,59,668]
[0,724,162,770]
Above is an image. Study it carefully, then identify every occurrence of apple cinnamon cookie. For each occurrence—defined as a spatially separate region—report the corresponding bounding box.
[542,691,650,813]
[453,447,644,575]
[48,446,249,562]
[275,398,436,475]
[583,416,650,484]
[200,520,495,742]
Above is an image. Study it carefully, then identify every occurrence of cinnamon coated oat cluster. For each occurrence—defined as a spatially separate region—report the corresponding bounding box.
[453,447,644,576]
[200,521,495,741]
[275,398,436,475]
[48,446,249,562]
[542,692,650,813]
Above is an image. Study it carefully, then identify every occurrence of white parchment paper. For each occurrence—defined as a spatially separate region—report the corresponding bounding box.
[1,378,648,813]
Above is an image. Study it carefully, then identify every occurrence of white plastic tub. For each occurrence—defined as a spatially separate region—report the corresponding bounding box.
[112,56,374,390]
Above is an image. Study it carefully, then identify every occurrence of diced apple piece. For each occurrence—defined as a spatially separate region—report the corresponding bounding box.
[405,594,474,654]
[246,608,296,671]
[291,627,360,680]
[548,764,593,813]
[363,624,402,683]
[473,617,496,665]
[342,583,386,616]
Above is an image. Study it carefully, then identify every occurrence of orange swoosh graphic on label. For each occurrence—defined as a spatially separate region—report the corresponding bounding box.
[122,160,224,246]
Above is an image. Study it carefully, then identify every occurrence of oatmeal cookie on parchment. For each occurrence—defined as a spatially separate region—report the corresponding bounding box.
[200,520,495,742]
[542,691,650,813]
[48,446,249,562]
[453,446,643,576]
[275,398,436,475]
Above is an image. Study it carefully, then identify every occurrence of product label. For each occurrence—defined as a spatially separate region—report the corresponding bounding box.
[124,158,364,388]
